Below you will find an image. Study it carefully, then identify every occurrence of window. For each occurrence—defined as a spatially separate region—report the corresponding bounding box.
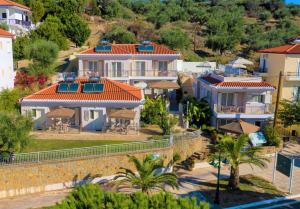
[221,93,234,106]
[293,87,300,101]
[2,13,7,19]
[90,110,95,120]
[297,61,300,76]
[158,61,168,71]
[136,61,146,76]
[88,61,98,71]
[112,62,122,77]
[32,109,37,117]
[250,95,265,103]
[260,54,268,73]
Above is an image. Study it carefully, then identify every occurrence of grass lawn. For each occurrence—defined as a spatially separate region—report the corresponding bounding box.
[199,174,286,208]
[23,139,135,152]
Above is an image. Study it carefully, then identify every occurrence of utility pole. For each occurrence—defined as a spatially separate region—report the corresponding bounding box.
[273,71,283,128]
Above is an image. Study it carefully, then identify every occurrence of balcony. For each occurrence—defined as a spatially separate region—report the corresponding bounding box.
[285,72,300,81]
[214,104,273,115]
[0,19,32,28]
[87,70,178,79]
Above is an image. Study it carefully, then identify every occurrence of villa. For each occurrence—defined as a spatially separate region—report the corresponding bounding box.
[0,0,34,35]
[76,41,180,95]
[257,37,300,136]
[20,77,144,132]
[198,71,275,128]
[0,28,14,90]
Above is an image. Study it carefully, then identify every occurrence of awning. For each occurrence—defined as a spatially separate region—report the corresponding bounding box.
[108,109,135,120]
[148,81,180,89]
[219,120,260,134]
[46,107,75,118]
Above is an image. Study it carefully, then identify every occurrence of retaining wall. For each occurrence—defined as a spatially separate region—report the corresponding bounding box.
[0,138,207,198]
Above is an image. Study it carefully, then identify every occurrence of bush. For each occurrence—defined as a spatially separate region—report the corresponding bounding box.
[104,25,137,44]
[259,10,271,22]
[0,22,9,30]
[159,28,190,50]
[50,184,210,209]
[25,39,59,76]
[263,125,282,147]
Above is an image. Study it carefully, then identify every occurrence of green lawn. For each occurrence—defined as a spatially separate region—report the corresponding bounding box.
[199,174,286,207]
[23,139,134,153]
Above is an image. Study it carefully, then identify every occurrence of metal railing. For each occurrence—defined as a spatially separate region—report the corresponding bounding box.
[0,139,170,166]
[285,72,300,81]
[214,104,273,114]
[83,70,178,78]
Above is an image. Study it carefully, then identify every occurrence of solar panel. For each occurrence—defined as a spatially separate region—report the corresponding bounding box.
[69,83,79,92]
[83,83,94,92]
[138,45,154,52]
[95,45,112,52]
[57,83,69,92]
[94,83,104,92]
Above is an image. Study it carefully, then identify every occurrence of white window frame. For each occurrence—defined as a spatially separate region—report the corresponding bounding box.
[158,61,168,72]
[112,62,122,77]
[136,61,146,76]
[88,61,98,72]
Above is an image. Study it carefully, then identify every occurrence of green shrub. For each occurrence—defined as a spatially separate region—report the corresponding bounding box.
[263,125,282,147]
[51,184,210,209]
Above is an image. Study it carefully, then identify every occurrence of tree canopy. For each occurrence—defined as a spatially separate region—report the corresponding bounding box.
[50,184,209,209]
[278,100,300,128]
[0,112,32,155]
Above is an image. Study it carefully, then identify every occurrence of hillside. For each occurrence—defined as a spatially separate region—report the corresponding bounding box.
[9,0,300,81]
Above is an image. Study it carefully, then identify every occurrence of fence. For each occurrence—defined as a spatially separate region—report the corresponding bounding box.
[0,139,170,166]
[0,130,204,166]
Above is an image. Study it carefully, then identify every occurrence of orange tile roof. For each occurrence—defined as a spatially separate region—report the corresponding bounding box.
[23,78,143,102]
[258,43,300,54]
[0,0,31,10]
[201,76,274,89]
[0,28,13,37]
[80,42,179,55]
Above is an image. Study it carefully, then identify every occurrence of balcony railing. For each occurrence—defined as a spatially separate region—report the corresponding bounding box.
[214,104,273,115]
[0,19,31,28]
[84,70,178,78]
[285,72,300,81]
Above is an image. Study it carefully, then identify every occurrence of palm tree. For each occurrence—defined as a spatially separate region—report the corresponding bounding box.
[211,134,269,190]
[114,155,179,194]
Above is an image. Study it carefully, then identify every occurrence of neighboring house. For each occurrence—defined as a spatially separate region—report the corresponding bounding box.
[257,38,300,136]
[21,77,144,131]
[0,0,34,36]
[257,40,300,102]
[0,28,14,90]
[198,72,275,128]
[177,60,216,76]
[76,42,180,95]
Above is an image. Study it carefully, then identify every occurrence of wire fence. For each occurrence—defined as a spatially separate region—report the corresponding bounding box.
[0,130,203,166]
[0,139,170,166]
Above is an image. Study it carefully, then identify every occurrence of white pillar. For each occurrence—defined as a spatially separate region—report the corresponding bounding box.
[78,59,84,76]
[6,9,9,25]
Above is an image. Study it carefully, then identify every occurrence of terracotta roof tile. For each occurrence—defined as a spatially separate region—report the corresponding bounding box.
[80,42,179,55]
[201,76,274,89]
[0,28,13,37]
[258,43,300,54]
[0,0,30,10]
[23,78,143,102]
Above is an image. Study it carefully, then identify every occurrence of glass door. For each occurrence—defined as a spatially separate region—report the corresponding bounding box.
[112,62,122,77]
[136,61,146,76]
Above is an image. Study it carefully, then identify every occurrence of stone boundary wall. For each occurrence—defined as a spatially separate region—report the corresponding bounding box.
[0,138,206,199]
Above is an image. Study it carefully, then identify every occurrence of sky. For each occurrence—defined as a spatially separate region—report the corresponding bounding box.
[286,0,300,4]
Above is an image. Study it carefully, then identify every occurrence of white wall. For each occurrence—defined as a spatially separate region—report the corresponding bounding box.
[0,36,14,90]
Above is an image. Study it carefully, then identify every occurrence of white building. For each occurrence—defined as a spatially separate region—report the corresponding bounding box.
[177,60,216,75]
[0,28,14,90]
[0,0,34,36]
[198,72,275,128]
[21,77,144,131]
[76,42,180,94]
